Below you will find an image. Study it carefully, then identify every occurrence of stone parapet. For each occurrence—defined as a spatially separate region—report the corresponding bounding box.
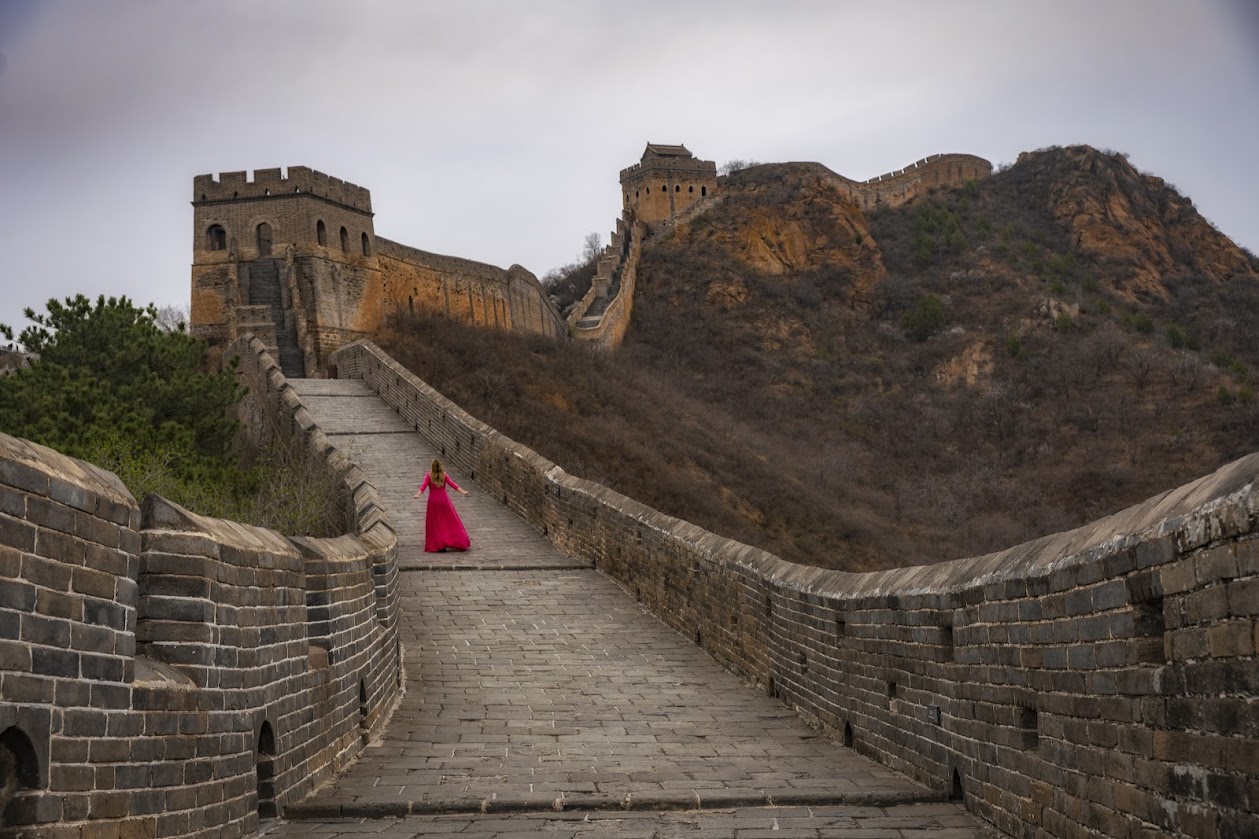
[332,338,1259,839]
[0,338,401,837]
[568,216,646,348]
[193,167,372,214]
[375,238,566,341]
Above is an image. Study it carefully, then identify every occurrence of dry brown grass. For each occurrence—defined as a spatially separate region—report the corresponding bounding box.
[376,148,1259,572]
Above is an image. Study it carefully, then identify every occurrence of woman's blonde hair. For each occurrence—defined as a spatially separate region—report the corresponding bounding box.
[430,459,445,486]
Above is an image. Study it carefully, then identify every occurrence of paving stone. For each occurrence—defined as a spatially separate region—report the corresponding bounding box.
[279,380,998,838]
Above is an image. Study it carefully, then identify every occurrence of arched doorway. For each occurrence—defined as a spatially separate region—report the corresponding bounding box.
[256,223,273,256]
[0,727,40,823]
[256,721,277,819]
[206,224,227,251]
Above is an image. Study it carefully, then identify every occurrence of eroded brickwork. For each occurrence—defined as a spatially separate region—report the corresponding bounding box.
[334,339,1259,839]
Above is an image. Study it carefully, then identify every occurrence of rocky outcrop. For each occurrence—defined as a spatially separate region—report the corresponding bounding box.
[1029,146,1257,300]
[669,164,889,313]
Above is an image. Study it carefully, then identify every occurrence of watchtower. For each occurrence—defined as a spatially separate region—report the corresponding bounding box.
[189,167,383,376]
[620,143,717,233]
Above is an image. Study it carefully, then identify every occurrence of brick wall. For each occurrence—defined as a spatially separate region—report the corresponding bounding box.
[569,216,647,348]
[334,339,1259,839]
[375,238,566,341]
[621,156,718,232]
[0,339,401,837]
[730,155,993,213]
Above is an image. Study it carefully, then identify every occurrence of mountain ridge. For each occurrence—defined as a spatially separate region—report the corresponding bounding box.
[378,144,1259,572]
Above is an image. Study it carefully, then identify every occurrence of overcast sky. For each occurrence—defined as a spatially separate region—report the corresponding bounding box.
[1,0,1256,338]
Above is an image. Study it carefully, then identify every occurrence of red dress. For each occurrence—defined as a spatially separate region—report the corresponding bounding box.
[417,474,470,552]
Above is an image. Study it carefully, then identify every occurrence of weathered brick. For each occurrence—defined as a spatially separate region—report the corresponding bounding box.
[1184,585,1229,624]
[0,457,51,495]
[26,495,77,535]
[0,512,38,553]
[31,646,80,678]
[1,672,54,703]
[35,589,81,624]
[1,577,38,611]
[1207,621,1254,658]
[1227,577,1259,617]
[72,565,119,599]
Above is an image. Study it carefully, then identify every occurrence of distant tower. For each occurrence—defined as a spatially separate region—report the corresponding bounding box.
[189,167,382,376]
[619,143,717,233]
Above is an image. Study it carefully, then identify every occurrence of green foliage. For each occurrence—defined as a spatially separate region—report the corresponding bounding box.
[1239,385,1256,405]
[0,294,243,494]
[1047,253,1076,278]
[1218,386,1236,407]
[1,295,344,536]
[1126,312,1155,334]
[1055,312,1075,333]
[1210,348,1249,378]
[1006,332,1027,360]
[80,432,345,537]
[1166,324,1188,350]
[901,294,948,341]
[911,205,967,268]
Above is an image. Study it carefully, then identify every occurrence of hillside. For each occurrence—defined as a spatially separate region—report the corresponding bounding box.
[378,145,1259,572]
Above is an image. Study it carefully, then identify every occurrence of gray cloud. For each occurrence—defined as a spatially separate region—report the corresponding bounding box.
[1,0,1255,336]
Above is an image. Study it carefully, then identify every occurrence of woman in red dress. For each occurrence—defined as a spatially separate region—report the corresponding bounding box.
[413,459,471,552]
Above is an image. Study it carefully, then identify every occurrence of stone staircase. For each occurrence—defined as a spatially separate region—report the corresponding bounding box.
[237,259,304,378]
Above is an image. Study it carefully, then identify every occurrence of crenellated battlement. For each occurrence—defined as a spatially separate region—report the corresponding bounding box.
[620,143,719,235]
[860,152,992,185]
[193,166,373,213]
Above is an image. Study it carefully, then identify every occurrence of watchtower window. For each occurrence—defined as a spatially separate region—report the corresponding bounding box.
[661,185,666,192]
[675,185,680,192]
[361,232,371,256]
[701,186,708,196]
[206,225,227,251]
[688,185,693,193]
[256,223,272,257]
[317,220,327,246]
[340,226,349,252]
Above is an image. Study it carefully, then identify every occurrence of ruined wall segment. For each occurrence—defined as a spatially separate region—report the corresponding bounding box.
[334,338,1259,839]
[0,338,401,837]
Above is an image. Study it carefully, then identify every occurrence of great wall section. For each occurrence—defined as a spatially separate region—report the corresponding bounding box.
[565,146,994,348]
[3,333,1256,837]
[0,337,403,837]
[189,166,567,378]
[1,147,1256,837]
[187,146,992,360]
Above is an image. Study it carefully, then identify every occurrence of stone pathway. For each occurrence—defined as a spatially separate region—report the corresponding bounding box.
[280,379,998,837]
